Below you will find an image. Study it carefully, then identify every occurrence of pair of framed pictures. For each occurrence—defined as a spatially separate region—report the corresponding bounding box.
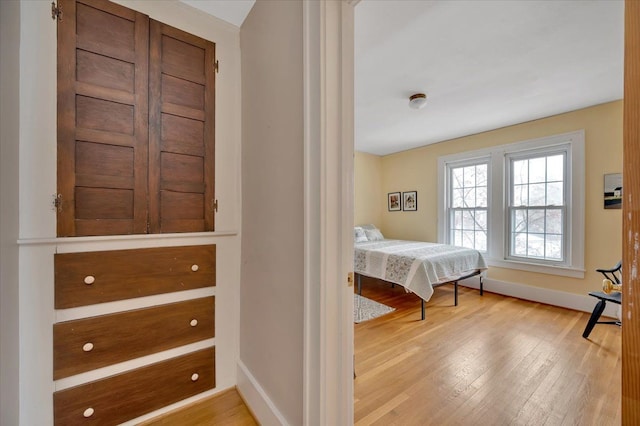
[388,191,417,211]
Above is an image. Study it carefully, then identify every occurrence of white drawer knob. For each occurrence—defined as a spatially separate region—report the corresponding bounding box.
[190,319,198,327]
[82,342,94,352]
[191,373,199,382]
[191,264,199,272]
[83,407,94,418]
[84,275,95,285]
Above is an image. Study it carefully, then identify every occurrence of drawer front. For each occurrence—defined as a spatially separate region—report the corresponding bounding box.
[54,347,215,425]
[55,245,215,308]
[54,297,215,380]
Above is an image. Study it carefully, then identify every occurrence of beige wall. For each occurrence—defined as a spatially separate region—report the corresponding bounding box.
[0,1,20,424]
[355,151,383,227]
[240,0,304,424]
[358,101,623,296]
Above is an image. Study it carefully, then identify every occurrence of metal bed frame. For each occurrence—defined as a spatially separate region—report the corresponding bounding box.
[356,270,484,320]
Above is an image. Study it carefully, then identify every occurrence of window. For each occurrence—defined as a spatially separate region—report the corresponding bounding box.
[448,162,489,251]
[507,151,566,262]
[438,131,584,278]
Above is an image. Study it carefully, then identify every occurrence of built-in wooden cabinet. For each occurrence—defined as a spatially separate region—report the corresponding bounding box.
[54,1,219,422]
[57,0,216,237]
[53,245,217,425]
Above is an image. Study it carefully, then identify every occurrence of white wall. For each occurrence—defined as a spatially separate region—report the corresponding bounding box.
[9,1,243,424]
[0,1,21,424]
[239,0,304,424]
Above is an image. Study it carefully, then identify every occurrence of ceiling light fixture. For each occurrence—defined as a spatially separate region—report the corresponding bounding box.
[409,93,427,110]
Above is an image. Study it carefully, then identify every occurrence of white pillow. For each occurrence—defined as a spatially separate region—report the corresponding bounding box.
[354,227,368,243]
[364,228,384,241]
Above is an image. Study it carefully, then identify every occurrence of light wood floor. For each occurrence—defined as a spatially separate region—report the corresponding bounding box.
[354,277,622,426]
[139,387,257,425]
[141,280,621,425]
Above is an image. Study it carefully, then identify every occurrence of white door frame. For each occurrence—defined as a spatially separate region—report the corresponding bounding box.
[303,0,357,424]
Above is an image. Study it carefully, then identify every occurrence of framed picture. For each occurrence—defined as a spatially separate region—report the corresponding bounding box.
[604,173,622,209]
[402,191,417,211]
[388,192,401,211]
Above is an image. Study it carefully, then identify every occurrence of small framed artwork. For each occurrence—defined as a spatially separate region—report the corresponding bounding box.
[604,173,622,209]
[388,192,401,211]
[403,191,417,211]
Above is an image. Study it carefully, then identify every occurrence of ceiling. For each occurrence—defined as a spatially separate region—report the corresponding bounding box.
[355,0,625,155]
[179,0,624,156]
[179,0,255,27]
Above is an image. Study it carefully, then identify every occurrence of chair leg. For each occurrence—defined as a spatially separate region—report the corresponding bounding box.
[353,355,356,379]
[583,299,607,338]
[454,281,458,306]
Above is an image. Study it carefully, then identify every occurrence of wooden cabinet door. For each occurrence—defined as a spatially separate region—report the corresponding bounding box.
[57,0,149,236]
[149,21,216,233]
[57,1,216,236]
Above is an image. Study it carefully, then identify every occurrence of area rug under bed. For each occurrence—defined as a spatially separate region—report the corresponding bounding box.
[354,294,395,323]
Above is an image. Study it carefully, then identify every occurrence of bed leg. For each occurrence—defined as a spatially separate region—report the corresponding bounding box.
[454,281,458,306]
[480,275,484,296]
[357,274,362,295]
[421,299,425,320]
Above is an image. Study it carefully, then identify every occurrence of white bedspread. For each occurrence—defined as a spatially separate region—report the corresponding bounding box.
[354,240,488,302]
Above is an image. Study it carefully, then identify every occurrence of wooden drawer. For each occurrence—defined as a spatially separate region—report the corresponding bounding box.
[54,347,215,425]
[54,297,215,380]
[55,245,215,308]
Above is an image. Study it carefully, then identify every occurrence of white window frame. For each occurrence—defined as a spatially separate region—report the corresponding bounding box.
[445,157,491,253]
[505,146,569,265]
[437,130,585,278]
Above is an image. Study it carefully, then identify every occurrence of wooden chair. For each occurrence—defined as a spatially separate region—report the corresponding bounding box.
[582,261,622,338]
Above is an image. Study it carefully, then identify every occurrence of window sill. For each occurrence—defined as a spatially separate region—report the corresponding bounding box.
[486,258,585,279]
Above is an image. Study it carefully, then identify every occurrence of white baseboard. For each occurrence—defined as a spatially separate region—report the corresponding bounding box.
[459,276,620,320]
[237,360,289,426]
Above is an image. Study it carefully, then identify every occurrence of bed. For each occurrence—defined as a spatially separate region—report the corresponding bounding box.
[354,226,488,320]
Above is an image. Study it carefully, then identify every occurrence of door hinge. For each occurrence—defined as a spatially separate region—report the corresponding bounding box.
[212,199,218,212]
[214,60,219,74]
[52,193,63,212]
[347,272,354,287]
[51,2,63,21]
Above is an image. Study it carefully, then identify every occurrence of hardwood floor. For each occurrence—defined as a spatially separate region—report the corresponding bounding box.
[139,387,257,426]
[354,276,622,426]
[140,280,620,425]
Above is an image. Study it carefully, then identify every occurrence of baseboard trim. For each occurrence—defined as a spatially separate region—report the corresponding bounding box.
[459,276,620,319]
[237,360,289,426]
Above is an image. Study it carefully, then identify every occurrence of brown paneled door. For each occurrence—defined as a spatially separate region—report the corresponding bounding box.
[57,0,215,236]
[149,21,215,234]
[57,0,149,236]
